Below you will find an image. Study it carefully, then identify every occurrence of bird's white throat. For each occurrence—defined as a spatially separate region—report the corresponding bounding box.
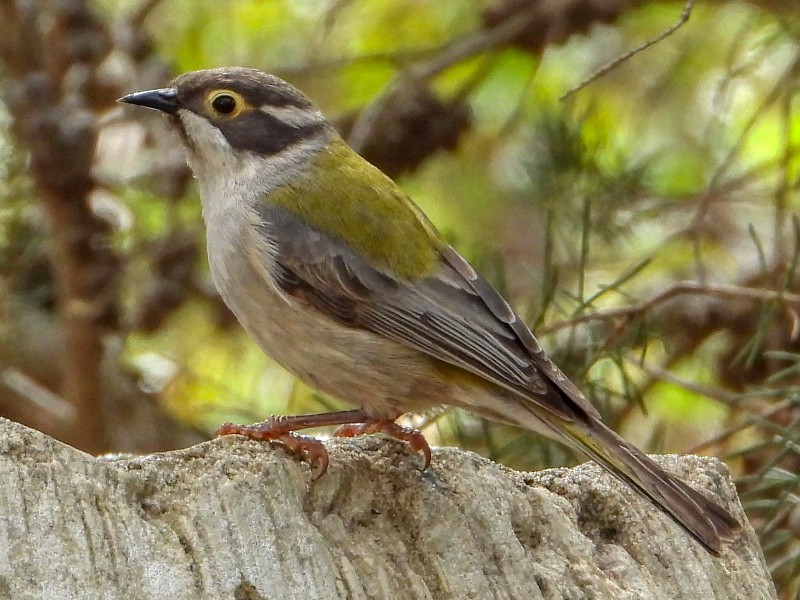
[175,109,331,225]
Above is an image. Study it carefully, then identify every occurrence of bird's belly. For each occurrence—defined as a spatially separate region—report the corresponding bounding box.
[210,241,450,418]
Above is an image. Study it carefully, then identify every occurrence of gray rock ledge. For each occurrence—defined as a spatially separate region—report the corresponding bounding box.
[0,418,776,599]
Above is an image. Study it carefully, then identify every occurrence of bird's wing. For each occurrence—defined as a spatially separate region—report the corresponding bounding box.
[260,204,599,422]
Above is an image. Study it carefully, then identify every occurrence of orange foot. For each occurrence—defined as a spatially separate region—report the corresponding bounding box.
[215,419,331,479]
[214,410,432,478]
[334,419,432,470]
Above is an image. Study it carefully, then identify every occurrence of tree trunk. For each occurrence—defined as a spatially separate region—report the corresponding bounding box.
[0,418,775,599]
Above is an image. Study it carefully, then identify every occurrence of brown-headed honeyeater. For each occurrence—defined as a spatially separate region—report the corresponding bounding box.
[120,67,740,554]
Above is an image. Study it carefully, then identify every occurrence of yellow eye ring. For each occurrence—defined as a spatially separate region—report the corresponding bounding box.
[207,90,245,118]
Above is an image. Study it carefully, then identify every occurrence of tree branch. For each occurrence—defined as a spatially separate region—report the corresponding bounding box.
[0,0,121,452]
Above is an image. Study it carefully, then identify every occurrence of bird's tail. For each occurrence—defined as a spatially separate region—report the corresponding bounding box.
[554,415,741,555]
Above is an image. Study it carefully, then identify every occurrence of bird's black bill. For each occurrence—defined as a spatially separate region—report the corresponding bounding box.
[118,88,181,114]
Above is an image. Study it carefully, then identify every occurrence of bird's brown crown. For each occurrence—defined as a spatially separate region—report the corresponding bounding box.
[171,67,328,155]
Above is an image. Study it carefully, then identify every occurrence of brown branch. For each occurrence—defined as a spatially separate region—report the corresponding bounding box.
[541,281,800,335]
[0,0,120,453]
[687,50,800,269]
[0,362,75,424]
[347,0,652,168]
[688,398,794,455]
[560,0,695,101]
[636,361,740,406]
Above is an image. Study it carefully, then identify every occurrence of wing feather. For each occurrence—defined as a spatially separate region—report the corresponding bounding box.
[262,204,599,421]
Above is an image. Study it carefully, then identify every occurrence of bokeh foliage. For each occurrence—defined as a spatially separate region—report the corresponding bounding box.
[2,0,799,595]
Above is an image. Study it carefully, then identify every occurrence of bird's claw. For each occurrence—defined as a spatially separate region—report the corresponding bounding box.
[215,420,330,479]
[214,411,431,478]
[334,419,432,470]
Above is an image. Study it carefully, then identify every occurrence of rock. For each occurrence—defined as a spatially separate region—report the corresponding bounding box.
[0,418,776,599]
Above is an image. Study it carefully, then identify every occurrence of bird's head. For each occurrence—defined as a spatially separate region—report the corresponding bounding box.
[120,67,332,172]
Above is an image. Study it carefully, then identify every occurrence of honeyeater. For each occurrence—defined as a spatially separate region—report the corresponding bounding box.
[120,67,740,554]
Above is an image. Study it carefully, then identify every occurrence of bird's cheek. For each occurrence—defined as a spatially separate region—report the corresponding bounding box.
[173,123,194,149]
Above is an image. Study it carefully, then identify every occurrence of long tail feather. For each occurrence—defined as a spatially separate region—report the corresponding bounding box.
[557,417,742,555]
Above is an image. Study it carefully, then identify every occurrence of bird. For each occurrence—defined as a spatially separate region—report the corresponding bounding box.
[120,66,741,554]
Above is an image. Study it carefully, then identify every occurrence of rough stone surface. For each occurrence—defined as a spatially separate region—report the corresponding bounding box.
[0,418,776,599]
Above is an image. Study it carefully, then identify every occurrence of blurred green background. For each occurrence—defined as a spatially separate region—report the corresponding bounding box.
[0,0,798,595]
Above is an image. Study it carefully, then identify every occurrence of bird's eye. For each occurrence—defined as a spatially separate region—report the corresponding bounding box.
[211,93,237,114]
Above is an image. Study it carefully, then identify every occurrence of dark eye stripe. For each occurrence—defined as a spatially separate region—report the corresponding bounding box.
[218,111,327,155]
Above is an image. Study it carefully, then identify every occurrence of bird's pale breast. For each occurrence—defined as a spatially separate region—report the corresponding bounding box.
[206,206,452,419]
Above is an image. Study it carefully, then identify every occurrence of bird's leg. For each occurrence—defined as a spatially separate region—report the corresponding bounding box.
[334,418,432,470]
[215,409,432,477]
[215,409,368,479]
